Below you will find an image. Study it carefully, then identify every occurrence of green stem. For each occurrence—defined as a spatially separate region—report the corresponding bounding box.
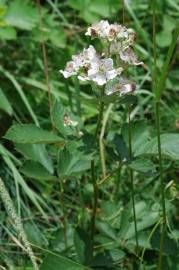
[140,218,162,270]
[156,101,167,270]
[91,100,104,256]
[152,2,167,268]
[128,106,139,252]
[99,104,113,178]
[59,179,67,249]
[94,101,104,140]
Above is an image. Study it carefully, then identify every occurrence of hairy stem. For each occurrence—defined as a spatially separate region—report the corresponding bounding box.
[128,106,139,252]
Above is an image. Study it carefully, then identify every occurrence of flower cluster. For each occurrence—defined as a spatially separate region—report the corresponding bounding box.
[60,45,122,86]
[60,20,143,95]
[86,20,135,43]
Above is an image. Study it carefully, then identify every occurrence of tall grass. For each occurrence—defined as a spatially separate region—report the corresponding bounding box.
[0,177,39,270]
[121,0,139,252]
[152,1,179,269]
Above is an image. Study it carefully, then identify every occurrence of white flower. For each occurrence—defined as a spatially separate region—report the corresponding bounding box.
[60,45,99,80]
[120,48,143,66]
[86,21,137,45]
[110,42,124,55]
[107,24,121,41]
[88,58,122,86]
[72,45,97,68]
[85,20,110,38]
[60,61,78,78]
[106,78,136,96]
[63,114,78,127]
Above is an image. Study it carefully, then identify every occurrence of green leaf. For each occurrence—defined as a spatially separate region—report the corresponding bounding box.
[52,100,80,137]
[0,26,16,40]
[90,0,120,18]
[15,143,53,174]
[58,146,91,178]
[40,252,90,270]
[67,0,88,11]
[155,25,179,100]
[4,0,38,30]
[74,227,92,264]
[0,87,13,115]
[4,124,65,144]
[122,121,150,156]
[121,202,160,240]
[49,28,66,48]
[163,15,177,32]
[156,30,172,48]
[101,93,137,105]
[113,134,129,161]
[136,133,179,160]
[151,230,178,255]
[96,221,117,240]
[128,158,156,174]
[24,222,48,246]
[21,161,56,180]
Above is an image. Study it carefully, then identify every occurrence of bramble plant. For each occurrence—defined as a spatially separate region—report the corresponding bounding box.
[60,20,143,257]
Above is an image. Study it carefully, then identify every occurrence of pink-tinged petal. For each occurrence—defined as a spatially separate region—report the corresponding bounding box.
[120,83,136,95]
[103,58,114,70]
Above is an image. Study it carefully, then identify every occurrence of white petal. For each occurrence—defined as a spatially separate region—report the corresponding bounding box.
[60,70,76,78]
[88,45,96,58]
[103,58,113,70]
[85,27,91,36]
[78,75,89,81]
[90,58,100,71]
[106,69,117,80]
[120,84,133,95]
[92,74,106,85]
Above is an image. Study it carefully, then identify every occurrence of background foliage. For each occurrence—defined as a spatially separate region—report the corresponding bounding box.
[0,0,179,269]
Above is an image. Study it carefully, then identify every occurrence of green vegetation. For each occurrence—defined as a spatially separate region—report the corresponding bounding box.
[0,0,179,269]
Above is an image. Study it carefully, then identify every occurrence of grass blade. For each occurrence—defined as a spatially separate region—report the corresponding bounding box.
[155,25,179,100]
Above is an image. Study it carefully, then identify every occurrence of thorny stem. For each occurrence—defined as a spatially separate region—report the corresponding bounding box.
[36,0,54,129]
[128,106,139,252]
[91,98,104,256]
[152,3,167,269]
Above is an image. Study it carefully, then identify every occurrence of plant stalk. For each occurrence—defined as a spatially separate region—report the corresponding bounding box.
[36,0,54,129]
[152,2,167,269]
[156,101,167,270]
[91,99,104,255]
[99,104,113,178]
[59,179,67,249]
[128,106,139,252]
